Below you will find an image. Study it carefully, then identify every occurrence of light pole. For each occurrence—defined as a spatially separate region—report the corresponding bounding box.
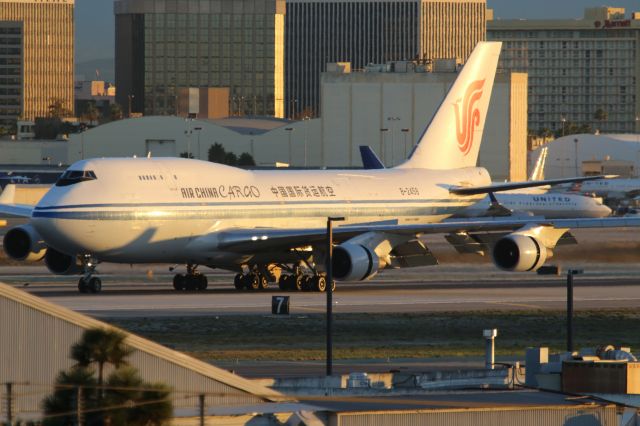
[326,216,345,377]
[128,94,135,117]
[573,138,579,176]
[387,117,400,165]
[380,128,389,164]
[285,127,294,165]
[561,115,567,137]
[401,128,410,158]
[194,126,202,160]
[302,116,310,167]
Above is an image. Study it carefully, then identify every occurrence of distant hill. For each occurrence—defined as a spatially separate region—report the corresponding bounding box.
[75,58,115,83]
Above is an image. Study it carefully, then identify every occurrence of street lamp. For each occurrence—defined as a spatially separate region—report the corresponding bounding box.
[380,128,389,164]
[285,127,294,165]
[560,115,567,137]
[326,216,345,377]
[128,94,135,117]
[302,116,310,167]
[194,127,202,160]
[573,138,579,176]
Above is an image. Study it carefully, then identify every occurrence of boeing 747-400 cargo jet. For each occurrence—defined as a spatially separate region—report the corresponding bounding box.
[1,42,636,294]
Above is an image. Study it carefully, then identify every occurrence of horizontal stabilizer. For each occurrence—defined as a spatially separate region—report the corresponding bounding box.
[450,175,617,196]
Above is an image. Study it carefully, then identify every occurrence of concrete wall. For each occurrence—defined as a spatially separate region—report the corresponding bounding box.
[321,70,528,181]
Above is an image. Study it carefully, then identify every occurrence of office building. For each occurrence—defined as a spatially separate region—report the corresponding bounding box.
[115,0,285,118]
[0,0,74,126]
[488,7,640,134]
[285,0,486,118]
[0,21,21,131]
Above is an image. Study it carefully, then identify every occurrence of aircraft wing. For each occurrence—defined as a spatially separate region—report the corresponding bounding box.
[451,175,617,196]
[0,203,34,218]
[0,184,35,217]
[215,216,640,253]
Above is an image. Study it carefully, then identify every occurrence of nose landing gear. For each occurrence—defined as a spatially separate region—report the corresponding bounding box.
[78,256,102,294]
[172,264,208,291]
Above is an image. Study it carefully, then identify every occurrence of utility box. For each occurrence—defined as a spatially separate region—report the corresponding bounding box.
[562,361,640,394]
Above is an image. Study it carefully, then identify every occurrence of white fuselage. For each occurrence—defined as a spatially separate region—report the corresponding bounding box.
[570,178,640,199]
[31,158,490,265]
[457,192,611,219]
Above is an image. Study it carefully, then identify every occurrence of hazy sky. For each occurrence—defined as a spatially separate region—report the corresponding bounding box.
[74,0,640,63]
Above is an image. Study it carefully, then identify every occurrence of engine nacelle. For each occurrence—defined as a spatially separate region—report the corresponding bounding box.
[3,225,47,262]
[332,244,380,281]
[492,234,548,272]
[44,248,82,275]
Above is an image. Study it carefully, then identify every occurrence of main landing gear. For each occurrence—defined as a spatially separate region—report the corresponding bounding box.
[277,273,335,293]
[233,271,269,291]
[232,265,335,293]
[78,256,102,294]
[173,264,208,291]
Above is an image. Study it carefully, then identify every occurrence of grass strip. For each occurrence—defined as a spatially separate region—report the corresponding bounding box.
[108,309,640,361]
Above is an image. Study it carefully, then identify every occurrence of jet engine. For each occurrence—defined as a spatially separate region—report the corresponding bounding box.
[332,244,380,281]
[44,248,82,275]
[492,234,547,272]
[3,225,46,262]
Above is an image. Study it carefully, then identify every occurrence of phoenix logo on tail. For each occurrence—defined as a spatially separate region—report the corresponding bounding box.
[454,79,485,156]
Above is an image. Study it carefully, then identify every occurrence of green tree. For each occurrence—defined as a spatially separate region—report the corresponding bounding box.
[237,152,256,166]
[104,367,172,426]
[208,142,226,163]
[70,328,133,389]
[594,108,608,122]
[83,102,100,122]
[224,151,238,166]
[43,328,173,426]
[109,103,124,121]
[42,367,99,426]
[48,98,72,118]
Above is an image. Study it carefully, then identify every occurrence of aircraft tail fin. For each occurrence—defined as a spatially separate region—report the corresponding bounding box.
[398,42,502,170]
[529,147,548,181]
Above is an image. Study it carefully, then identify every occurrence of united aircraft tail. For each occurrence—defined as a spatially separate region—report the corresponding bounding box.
[398,41,502,170]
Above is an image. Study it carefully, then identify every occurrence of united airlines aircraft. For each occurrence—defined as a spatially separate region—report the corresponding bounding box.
[1,42,636,294]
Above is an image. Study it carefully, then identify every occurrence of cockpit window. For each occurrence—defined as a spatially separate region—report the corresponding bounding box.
[55,170,97,187]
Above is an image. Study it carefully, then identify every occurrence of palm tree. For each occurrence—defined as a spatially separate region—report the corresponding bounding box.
[42,367,98,426]
[71,328,133,389]
[104,367,172,426]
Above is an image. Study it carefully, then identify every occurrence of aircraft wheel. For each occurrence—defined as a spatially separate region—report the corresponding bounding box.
[301,276,313,291]
[234,274,244,290]
[314,276,327,292]
[196,274,208,291]
[258,274,269,290]
[88,277,102,294]
[173,274,187,291]
[78,278,89,294]
[278,275,288,290]
[247,273,260,291]
[294,275,304,291]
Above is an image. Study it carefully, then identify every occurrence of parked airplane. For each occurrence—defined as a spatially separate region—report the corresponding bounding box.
[567,178,640,201]
[359,146,611,219]
[0,42,634,294]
